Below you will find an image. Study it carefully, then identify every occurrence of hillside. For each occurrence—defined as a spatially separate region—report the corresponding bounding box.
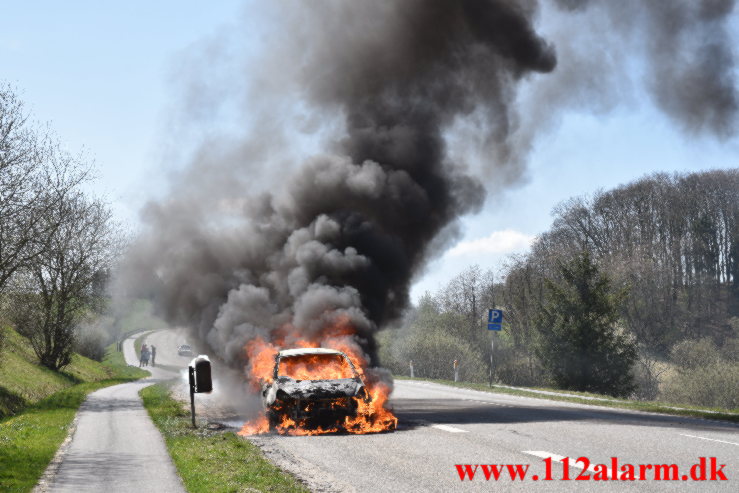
[0,326,123,418]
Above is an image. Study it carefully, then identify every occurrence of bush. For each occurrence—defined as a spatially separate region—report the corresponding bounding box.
[73,322,108,362]
[492,343,548,387]
[409,331,487,382]
[661,363,739,409]
[631,352,667,400]
[0,328,5,360]
[669,338,720,372]
[659,337,739,409]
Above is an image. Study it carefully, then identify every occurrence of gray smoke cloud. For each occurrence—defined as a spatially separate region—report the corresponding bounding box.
[552,0,738,137]
[119,0,738,371]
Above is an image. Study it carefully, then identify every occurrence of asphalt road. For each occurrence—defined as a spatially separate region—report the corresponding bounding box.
[41,334,184,493]
[244,380,739,492]
[132,331,739,492]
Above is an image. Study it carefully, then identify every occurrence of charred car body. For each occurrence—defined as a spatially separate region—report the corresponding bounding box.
[261,348,370,430]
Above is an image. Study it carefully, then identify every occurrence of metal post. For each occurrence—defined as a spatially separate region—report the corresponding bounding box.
[489,336,494,387]
[453,359,459,382]
[409,360,414,379]
[188,366,196,428]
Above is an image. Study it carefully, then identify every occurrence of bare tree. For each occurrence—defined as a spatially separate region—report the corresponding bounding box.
[10,193,119,370]
[0,84,88,292]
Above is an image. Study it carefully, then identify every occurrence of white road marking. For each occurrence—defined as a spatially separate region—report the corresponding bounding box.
[431,424,468,433]
[680,434,739,446]
[469,399,508,406]
[523,451,599,475]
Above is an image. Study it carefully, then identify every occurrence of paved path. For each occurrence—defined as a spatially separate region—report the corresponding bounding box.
[43,334,185,493]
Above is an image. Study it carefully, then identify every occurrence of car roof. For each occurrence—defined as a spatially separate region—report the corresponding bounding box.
[277,348,344,357]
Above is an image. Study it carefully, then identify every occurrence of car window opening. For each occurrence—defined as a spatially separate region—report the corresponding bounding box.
[278,354,355,380]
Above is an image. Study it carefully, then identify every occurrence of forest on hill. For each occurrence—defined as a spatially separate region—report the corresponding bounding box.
[379,169,739,408]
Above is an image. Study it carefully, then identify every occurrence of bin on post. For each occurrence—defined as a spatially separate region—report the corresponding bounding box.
[188,355,213,428]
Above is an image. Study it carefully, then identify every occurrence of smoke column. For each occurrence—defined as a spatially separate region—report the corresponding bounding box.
[120,0,738,373]
[552,0,738,137]
[123,0,556,367]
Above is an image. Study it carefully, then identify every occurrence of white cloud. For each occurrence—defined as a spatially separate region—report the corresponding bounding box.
[446,229,536,257]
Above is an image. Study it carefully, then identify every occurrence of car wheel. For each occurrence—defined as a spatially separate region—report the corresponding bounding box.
[266,410,280,432]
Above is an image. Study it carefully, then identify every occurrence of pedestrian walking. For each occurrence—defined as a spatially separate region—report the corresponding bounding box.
[151,345,157,367]
[140,343,149,367]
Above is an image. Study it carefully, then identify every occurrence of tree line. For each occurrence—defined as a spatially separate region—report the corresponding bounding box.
[0,84,119,370]
[379,169,739,407]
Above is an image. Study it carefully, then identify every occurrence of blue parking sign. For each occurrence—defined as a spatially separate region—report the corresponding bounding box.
[487,309,503,331]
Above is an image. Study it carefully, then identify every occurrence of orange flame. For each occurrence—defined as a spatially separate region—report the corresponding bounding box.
[237,315,397,436]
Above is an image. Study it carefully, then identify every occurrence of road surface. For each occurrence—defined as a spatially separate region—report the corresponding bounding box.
[246,380,739,492]
[41,333,185,493]
[134,330,739,492]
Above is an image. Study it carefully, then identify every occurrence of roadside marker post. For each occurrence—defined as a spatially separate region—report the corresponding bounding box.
[487,309,503,387]
[453,359,459,382]
[188,367,196,427]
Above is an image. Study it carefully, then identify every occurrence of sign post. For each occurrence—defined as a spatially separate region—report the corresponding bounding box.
[188,366,197,427]
[487,309,503,387]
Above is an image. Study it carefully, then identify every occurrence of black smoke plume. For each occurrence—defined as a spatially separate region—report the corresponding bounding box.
[122,0,555,366]
[120,0,738,371]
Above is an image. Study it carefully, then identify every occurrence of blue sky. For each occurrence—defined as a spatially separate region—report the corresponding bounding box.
[3,1,738,301]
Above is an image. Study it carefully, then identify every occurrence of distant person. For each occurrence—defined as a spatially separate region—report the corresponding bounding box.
[140,343,150,367]
[151,346,157,367]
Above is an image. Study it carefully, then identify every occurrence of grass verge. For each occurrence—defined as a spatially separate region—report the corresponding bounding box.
[141,383,308,493]
[0,342,149,493]
[396,376,739,423]
[0,326,114,417]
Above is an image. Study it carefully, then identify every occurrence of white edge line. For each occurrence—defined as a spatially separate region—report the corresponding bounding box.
[523,451,599,475]
[680,434,739,446]
[431,424,468,433]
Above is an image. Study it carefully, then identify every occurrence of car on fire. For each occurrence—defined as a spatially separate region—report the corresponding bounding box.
[261,348,370,431]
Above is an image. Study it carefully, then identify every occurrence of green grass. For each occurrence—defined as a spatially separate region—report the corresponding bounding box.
[101,343,151,380]
[0,337,149,493]
[0,379,136,492]
[141,383,308,493]
[397,376,739,423]
[0,326,147,418]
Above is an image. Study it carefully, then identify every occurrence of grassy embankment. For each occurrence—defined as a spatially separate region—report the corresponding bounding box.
[396,376,739,423]
[141,383,308,493]
[0,326,149,492]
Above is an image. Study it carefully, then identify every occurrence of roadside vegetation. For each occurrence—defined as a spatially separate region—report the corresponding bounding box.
[0,334,148,492]
[0,83,130,372]
[141,383,308,493]
[396,376,739,423]
[0,327,147,418]
[379,169,739,412]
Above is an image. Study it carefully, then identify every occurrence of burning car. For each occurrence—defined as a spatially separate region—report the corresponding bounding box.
[261,348,371,431]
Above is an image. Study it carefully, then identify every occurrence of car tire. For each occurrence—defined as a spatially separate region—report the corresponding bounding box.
[266,410,279,432]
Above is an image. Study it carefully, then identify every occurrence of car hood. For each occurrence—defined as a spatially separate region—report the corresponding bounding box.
[275,378,362,400]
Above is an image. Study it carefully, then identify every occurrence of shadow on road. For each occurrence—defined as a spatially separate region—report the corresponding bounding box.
[392,398,739,434]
